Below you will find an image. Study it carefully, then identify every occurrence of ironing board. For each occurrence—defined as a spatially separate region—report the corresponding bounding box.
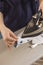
[0,27,43,65]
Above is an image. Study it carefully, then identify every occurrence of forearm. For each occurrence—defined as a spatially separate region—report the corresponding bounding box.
[40,0,43,4]
[39,0,43,15]
[39,0,43,7]
[0,12,4,32]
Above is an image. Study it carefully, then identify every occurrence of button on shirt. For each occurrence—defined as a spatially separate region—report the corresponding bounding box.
[0,0,39,32]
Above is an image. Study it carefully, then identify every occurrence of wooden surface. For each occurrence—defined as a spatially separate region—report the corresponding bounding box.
[0,27,43,65]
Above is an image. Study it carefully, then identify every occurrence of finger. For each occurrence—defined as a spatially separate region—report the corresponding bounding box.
[9,31,17,39]
[8,41,17,48]
[14,41,17,47]
[6,36,17,42]
[4,41,11,48]
[5,38,16,48]
[7,42,14,48]
[7,41,15,45]
[7,44,12,48]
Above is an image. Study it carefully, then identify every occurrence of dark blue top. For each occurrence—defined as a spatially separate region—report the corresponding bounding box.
[0,0,39,32]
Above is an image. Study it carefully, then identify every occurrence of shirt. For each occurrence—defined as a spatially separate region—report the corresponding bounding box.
[0,0,39,32]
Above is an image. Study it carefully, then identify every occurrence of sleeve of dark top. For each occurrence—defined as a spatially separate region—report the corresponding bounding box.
[0,0,4,13]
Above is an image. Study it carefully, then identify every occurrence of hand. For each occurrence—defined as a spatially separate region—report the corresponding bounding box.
[1,25,17,48]
[39,1,43,15]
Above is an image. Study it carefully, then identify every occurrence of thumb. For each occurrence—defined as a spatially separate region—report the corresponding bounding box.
[9,30,17,40]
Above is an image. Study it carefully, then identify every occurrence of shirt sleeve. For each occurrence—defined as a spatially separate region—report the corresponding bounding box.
[0,0,4,13]
[31,0,39,14]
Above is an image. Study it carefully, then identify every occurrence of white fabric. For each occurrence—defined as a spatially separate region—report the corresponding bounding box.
[17,32,43,48]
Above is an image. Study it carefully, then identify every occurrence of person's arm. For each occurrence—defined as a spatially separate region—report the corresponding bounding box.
[39,0,43,13]
[40,0,43,3]
[0,12,17,48]
[0,12,4,32]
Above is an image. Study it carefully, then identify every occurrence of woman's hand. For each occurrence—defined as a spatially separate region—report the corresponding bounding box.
[1,25,17,48]
[39,0,43,15]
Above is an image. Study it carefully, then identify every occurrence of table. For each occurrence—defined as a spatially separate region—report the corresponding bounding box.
[0,27,43,65]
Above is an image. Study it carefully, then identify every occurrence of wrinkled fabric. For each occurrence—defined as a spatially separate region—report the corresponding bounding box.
[0,0,39,32]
